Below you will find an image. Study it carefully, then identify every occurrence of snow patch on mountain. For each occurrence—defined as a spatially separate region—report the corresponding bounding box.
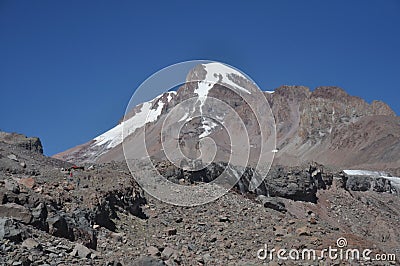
[192,62,253,137]
[179,112,190,122]
[194,63,252,113]
[343,170,387,176]
[199,119,218,138]
[194,80,211,115]
[204,63,251,94]
[166,91,175,102]
[147,100,165,123]
[94,95,165,149]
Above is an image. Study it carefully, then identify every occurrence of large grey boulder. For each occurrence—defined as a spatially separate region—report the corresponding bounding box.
[71,243,92,258]
[0,203,32,224]
[0,217,24,243]
[30,202,48,231]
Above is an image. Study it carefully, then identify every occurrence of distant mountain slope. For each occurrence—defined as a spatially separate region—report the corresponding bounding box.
[266,86,399,171]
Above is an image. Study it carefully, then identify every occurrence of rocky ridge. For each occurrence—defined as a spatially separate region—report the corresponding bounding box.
[0,133,147,265]
[0,132,43,154]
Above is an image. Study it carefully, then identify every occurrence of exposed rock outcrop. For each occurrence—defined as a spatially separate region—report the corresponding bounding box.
[345,174,397,193]
[0,131,43,154]
[0,138,147,254]
[155,161,338,203]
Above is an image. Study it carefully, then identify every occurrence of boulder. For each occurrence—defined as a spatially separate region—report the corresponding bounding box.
[17,177,35,189]
[132,256,166,266]
[4,180,20,194]
[263,166,318,202]
[21,238,41,250]
[0,217,24,243]
[71,210,97,249]
[7,154,19,162]
[0,203,32,223]
[161,246,177,260]
[147,246,160,256]
[236,165,319,202]
[30,202,48,231]
[296,226,311,236]
[71,243,92,258]
[256,195,287,213]
[73,226,97,250]
[47,215,72,240]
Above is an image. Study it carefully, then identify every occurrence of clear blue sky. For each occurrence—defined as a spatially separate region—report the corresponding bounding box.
[1,1,399,156]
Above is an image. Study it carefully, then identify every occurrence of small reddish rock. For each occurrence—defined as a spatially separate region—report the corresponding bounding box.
[18,177,35,189]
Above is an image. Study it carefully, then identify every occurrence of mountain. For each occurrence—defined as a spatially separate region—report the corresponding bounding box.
[2,63,400,264]
[53,62,400,175]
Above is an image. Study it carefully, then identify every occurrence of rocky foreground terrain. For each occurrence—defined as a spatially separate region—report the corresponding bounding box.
[1,131,400,265]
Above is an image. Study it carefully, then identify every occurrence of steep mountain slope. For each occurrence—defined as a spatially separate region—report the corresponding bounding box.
[267,86,399,170]
[54,63,399,174]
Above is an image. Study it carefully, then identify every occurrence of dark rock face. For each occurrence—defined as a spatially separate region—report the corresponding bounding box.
[260,166,318,202]
[156,160,400,203]
[0,217,24,243]
[233,162,335,203]
[30,202,48,231]
[70,213,97,250]
[91,186,147,231]
[0,132,43,154]
[156,161,336,203]
[46,211,96,249]
[345,175,395,193]
[47,214,72,240]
